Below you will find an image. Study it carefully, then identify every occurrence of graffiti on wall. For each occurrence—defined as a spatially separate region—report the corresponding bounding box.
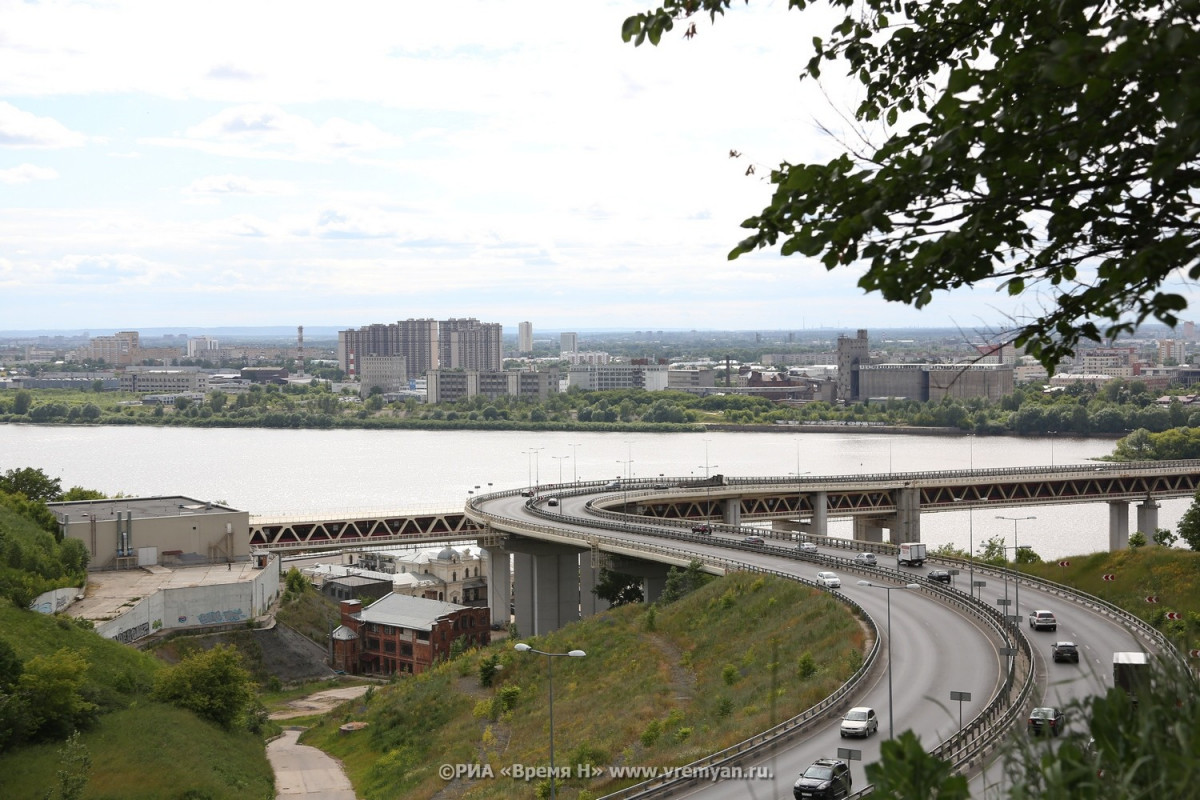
[196,608,246,625]
[113,621,151,644]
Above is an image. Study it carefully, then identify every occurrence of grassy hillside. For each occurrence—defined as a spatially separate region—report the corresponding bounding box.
[0,602,276,800]
[2,703,275,800]
[302,571,867,800]
[1023,546,1200,644]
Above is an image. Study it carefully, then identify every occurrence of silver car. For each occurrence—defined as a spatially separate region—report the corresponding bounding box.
[817,571,842,589]
[840,706,878,738]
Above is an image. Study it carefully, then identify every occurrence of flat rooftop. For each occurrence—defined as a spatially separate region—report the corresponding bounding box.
[48,496,240,521]
[73,562,260,623]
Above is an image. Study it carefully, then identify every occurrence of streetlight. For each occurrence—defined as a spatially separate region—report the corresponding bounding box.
[791,468,810,543]
[568,443,581,483]
[617,459,634,507]
[514,643,586,800]
[523,447,544,493]
[857,580,920,739]
[551,455,569,486]
[702,439,713,479]
[953,495,975,599]
[996,515,1035,618]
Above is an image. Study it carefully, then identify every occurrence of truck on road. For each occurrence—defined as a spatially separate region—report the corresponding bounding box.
[1112,651,1150,705]
[897,542,927,567]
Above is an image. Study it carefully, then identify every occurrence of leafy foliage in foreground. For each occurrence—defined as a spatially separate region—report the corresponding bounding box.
[623,0,1200,374]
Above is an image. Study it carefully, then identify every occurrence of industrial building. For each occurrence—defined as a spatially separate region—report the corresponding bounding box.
[49,496,250,570]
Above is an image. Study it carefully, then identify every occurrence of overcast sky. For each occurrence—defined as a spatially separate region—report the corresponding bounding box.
[0,0,1151,339]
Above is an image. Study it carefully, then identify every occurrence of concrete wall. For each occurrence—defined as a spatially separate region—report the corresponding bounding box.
[95,560,280,644]
[62,508,250,568]
[29,586,83,615]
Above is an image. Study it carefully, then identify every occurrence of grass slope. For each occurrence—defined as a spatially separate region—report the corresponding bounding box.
[302,571,866,800]
[0,603,276,799]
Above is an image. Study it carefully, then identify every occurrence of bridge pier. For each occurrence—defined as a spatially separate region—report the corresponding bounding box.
[1108,501,1129,550]
[482,545,511,629]
[894,487,922,544]
[506,538,588,637]
[853,517,885,543]
[1137,497,1160,543]
[722,498,741,527]
[579,553,611,617]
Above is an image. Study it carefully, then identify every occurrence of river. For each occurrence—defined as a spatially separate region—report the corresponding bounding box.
[0,424,1187,561]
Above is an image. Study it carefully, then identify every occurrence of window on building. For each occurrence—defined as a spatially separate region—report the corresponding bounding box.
[383,640,396,653]
[416,631,429,642]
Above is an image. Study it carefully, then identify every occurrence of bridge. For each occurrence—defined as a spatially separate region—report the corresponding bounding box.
[250,459,1200,553]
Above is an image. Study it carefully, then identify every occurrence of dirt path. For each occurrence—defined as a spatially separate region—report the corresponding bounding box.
[270,685,372,720]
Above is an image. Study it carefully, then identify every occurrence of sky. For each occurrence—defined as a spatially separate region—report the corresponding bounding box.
[0,0,1140,339]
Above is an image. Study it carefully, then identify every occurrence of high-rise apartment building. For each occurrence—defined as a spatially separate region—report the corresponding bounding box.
[439,318,503,371]
[518,321,533,353]
[187,336,220,358]
[86,331,140,366]
[337,318,502,378]
[560,332,578,356]
[338,319,438,378]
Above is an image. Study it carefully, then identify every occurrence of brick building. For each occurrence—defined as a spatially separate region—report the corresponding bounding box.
[330,594,490,676]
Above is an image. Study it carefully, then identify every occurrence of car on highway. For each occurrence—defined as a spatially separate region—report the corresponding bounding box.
[1052,641,1079,663]
[1029,609,1058,631]
[1027,706,1066,736]
[603,480,620,490]
[793,757,851,799]
[854,552,877,566]
[546,497,559,507]
[839,706,878,738]
[927,569,952,583]
[520,488,535,497]
[691,522,713,535]
[652,482,670,489]
[816,571,842,589]
[799,541,818,553]
[742,535,766,546]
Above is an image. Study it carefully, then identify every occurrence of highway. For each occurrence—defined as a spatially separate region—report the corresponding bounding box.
[469,486,1159,799]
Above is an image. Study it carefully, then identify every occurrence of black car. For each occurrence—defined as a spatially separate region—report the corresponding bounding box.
[793,758,851,799]
[1028,706,1066,736]
[691,522,713,535]
[1052,641,1079,663]
[927,569,952,583]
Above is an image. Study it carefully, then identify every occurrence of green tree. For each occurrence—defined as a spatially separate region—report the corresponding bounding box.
[18,648,98,742]
[0,467,62,502]
[623,1,1200,374]
[657,559,712,604]
[151,644,256,730]
[864,730,969,799]
[49,731,92,800]
[12,390,32,415]
[1178,488,1200,551]
[593,569,645,607]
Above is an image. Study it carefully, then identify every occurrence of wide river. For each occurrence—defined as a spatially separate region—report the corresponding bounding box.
[0,424,1187,561]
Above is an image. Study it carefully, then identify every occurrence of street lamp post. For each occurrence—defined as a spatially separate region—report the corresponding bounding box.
[514,643,586,800]
[552,455,569,486]
[524,447,544,494]
[857,580,920,739]
[996,515,1036,618]
[953,496,976,599]
[568,443,581,483]
[791,468,810,543]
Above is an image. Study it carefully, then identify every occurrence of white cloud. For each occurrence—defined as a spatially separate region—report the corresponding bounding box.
[184,174,295,196]
[0,163,58,184]
[0,102,87,148]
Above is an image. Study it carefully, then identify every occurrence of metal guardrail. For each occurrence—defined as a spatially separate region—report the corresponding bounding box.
[466,488,1036,797]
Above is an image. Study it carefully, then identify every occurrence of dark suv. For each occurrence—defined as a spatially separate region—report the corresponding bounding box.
[793,758,851,799]
[1052,641,1079,662]
[691,522,712,535]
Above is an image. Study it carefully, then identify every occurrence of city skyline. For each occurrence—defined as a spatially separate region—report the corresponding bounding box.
[2,2,1193,338]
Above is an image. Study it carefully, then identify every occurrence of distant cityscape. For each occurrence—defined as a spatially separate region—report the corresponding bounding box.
[2,318,1199,408]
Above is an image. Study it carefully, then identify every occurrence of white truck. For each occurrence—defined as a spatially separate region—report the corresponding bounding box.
[897,542,927,567]
[1112,652,1150,705]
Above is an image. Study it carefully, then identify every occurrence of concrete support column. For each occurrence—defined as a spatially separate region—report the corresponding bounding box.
[1137,497,1160,543]
[1109,501,1130,551]
[482,545,510,629]
[894,486,922,544]
[643,575,667,604]
[853,517,885,543]
[579,552,610,618]
[722,498,741,527]
[812,491,828,538]
[509,538,587,637]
